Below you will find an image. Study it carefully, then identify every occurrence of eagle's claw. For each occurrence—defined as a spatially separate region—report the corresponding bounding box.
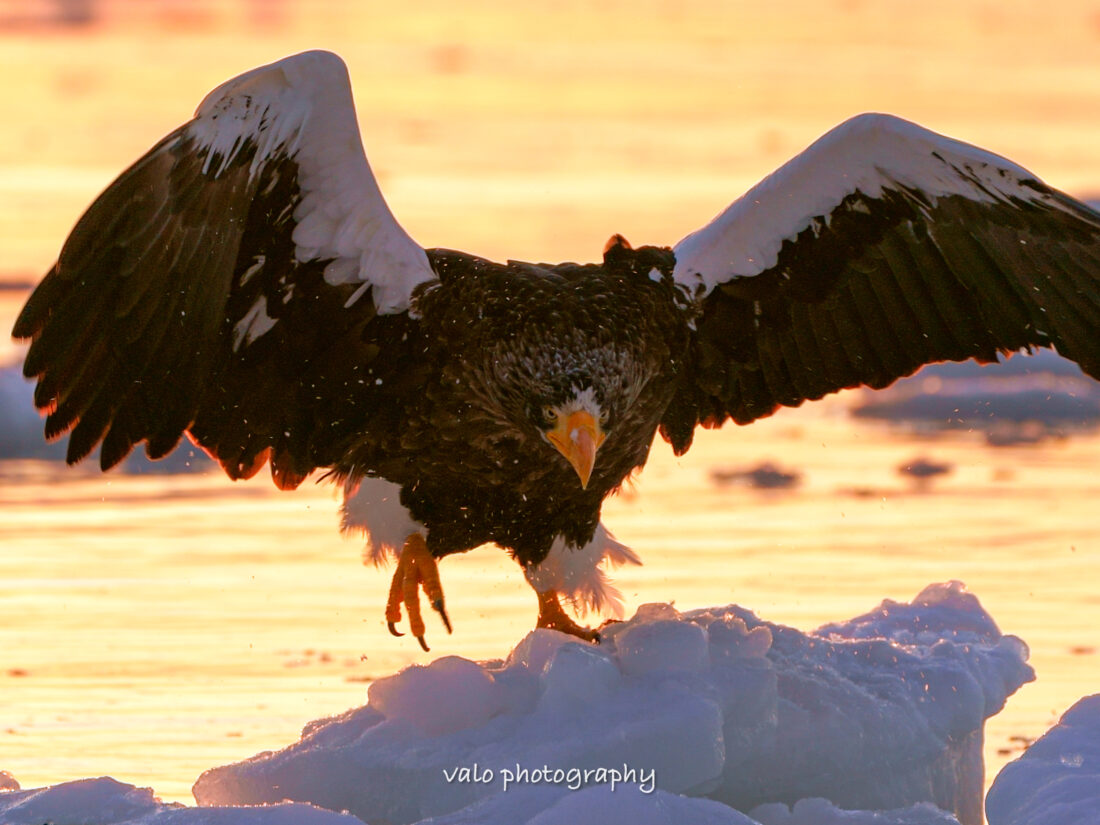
[385,533,449,650]
[432,598,453,634]
[535,589,601,642]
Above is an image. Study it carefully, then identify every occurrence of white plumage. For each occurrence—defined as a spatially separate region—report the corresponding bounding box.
[673,112,1058,295]
[190,50,434,314]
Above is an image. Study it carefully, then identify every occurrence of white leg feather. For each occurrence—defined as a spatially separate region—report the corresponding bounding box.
[524,524,641,618]
[340,477,424,566]
[343,478,639,618]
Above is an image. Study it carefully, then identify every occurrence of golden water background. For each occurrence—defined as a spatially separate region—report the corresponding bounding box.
[1,0,1099,807]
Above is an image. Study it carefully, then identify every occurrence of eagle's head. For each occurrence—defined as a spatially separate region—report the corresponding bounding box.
[473,324,652,492]
[534,385,607,489]
[428,241,680,494]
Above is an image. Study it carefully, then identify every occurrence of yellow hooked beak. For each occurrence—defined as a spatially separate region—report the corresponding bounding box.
[545,410,606,489]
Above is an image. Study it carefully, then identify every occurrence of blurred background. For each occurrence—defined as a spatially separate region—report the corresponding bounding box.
[1,0,1099,806]
[3,0,1100,289]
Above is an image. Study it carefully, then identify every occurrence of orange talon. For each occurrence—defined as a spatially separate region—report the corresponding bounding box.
[386,560,406,636]
[384,533,451,650]
[535,590,601,643]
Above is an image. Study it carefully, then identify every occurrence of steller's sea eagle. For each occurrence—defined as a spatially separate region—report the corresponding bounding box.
[14,51,1100,650]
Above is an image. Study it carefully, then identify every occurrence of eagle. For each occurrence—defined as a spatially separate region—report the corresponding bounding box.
[14,51,1100,650]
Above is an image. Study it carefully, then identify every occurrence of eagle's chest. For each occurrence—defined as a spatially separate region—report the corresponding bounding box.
[382,249,690,559]
[402,458,605,563]
[396,355,672,562]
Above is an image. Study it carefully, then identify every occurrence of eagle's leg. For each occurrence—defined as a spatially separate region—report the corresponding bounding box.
[385,533,452,652]
[535,589,600,643]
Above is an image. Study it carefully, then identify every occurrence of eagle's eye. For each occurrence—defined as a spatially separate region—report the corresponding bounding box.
[540,405,558,428]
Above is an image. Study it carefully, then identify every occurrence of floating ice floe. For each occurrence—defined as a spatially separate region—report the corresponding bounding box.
[985,693,1100,825]
[0,776,365,824]
[849,349,1100,444]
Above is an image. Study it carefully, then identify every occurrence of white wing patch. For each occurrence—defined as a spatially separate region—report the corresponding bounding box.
[672,113,1052,297]
[232,297,278,350]
[188,50,435,315]
[191,67,308,180]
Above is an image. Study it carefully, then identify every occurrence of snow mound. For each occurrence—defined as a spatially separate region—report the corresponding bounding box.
[985,693,1100,825]
[0,777,969,825]
[417,784,963,825]
[420,783,761,825]
[193,582,1031,825]
[368,655,502,736]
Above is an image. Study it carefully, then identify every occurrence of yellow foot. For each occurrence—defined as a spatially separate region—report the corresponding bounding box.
[536,590,601,643]
[385,533,451,652]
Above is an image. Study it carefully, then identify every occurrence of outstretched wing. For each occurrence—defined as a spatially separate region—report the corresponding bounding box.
[13,50,436,485]
[661,113,1100,451]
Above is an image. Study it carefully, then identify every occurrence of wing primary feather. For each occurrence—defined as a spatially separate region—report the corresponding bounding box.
[861,255,930,367]
[40,338,115,434]
[11,269,66,340]
[845,274,908,384]
[785,301,833,400]
[757,331,800,407]
[22,268,118,380]
[805,299,861,389]
[878,228,980,357]
[100,415,139,470]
